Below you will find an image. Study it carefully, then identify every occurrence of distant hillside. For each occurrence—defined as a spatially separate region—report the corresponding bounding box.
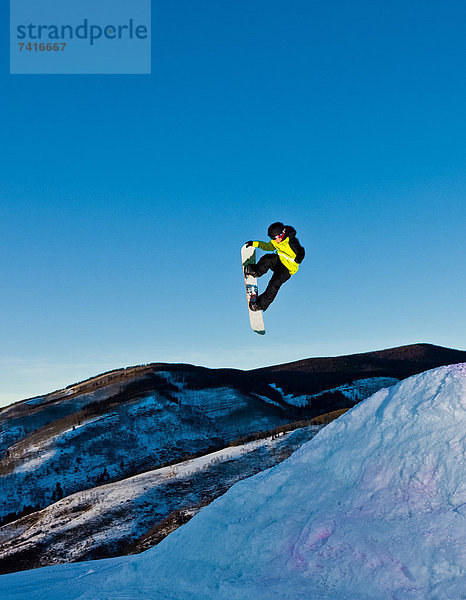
[256,343,465,375]
[250,343,466,399]
[5,343,463,420]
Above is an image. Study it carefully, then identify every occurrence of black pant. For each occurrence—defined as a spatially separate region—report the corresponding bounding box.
[254,254,291,311]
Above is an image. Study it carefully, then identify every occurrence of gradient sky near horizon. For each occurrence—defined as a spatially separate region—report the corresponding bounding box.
[1,0,465,407]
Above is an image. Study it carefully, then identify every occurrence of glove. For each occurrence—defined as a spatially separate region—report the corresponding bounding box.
[246,240,254,247]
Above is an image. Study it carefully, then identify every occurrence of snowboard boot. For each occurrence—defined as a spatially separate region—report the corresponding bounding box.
[244,264,257,278]
[249,298,262,311]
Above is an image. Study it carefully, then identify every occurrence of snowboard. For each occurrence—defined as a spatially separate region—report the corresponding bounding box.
[241,244,265,335]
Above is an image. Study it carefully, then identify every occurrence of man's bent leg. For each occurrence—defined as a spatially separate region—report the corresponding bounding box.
[254,253,281,277]
[257,263,291,310]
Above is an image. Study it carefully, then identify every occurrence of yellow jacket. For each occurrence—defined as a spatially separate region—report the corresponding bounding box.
[252,227,305,275]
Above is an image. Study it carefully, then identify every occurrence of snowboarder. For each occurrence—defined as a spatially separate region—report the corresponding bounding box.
[244,222,305,311]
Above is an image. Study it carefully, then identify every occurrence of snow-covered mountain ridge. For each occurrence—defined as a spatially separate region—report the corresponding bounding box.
[2,363,464,600]
[1,343,465,575]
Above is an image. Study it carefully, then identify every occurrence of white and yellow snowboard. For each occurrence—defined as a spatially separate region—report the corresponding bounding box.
[241,244,265,335]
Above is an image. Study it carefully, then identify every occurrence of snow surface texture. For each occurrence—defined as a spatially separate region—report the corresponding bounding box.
[2,364,465,600]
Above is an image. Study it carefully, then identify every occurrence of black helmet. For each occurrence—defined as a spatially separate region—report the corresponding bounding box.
[267,222,285,238]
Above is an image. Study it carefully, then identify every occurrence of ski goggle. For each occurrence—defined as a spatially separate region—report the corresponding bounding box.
[273,230,285,240]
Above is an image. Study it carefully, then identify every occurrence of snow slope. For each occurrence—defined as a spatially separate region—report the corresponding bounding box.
[2,364,465,599]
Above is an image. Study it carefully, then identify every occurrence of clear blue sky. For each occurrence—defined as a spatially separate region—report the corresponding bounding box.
[1,0,465,406]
